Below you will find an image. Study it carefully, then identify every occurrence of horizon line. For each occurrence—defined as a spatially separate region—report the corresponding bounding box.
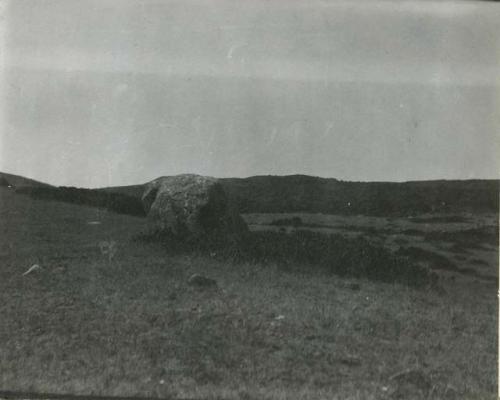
[1,169,498,190]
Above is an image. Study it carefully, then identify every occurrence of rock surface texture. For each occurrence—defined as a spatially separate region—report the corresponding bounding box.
[142,174,247,237]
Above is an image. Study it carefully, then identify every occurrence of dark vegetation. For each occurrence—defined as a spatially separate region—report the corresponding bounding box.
[408,215,469,224]
[396,246,495,281]
[102,175,499,217]
[136,229,435,288]
[393,237,409,246]
[423,227,498,249]
[15,186,145,217]
[396,247,458,272]
[270,216,304,227]
[471,258,489,267]
[6,172,498,218]
[0,176,10,187]
[448,243,469,254]
[0,171,52,189]
[221,175,499,216]
[98,183,145,199]
[396,226,499,251]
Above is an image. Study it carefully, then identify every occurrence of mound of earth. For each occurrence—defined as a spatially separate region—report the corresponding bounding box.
[142,174,248,237]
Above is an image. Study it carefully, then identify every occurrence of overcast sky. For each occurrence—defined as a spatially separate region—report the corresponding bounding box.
[1,0,499,187]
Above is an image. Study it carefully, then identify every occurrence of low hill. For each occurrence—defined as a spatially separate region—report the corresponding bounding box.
[220,175,499,216]
[5,171,499,217]
[96,183,145,199]
[0,171,53,189]
[14,185,145,217]
[99,174,499,216]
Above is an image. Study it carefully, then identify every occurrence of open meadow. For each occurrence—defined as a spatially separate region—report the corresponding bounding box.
[0,186,497,399]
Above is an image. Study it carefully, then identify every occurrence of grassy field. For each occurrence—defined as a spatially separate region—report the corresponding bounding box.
[0,187,497,399]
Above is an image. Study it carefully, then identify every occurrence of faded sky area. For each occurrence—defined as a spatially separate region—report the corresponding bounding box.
[0,0,499,187]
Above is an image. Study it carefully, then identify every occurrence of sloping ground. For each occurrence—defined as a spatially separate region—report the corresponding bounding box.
[99,175,499,217]
[0,188,497,399]
[6,172,498,218]
[14,186,145,217]
[97,184,146,200]
[221,175,499,216]
[0,172,53,189]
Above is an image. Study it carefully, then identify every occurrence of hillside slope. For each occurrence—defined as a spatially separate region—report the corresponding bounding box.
[222,176,499,216]
[100,175,499,216]
[97,183,145,199]
[0,172,53,188]
[5,172,499,217]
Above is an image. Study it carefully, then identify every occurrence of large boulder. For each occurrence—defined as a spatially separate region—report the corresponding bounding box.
[142,174,247,237]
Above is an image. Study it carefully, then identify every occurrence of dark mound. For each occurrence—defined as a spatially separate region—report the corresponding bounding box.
[137,229,435,288]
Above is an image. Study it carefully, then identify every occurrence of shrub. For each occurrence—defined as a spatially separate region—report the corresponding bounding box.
[270,216,304,227]
[135,229,434,288]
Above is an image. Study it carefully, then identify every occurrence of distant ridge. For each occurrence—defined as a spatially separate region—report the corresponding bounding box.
[220,175,499,215]
[0,172,53,188]
[1,171,144,217]
[99,174,499,216]
[3,172,499,217]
